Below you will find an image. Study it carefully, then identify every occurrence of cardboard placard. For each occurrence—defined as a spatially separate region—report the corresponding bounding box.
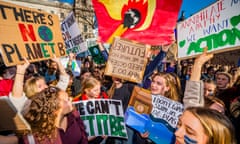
[177,0,240,59]
[104,37,149,83]
[128,86,152,114]
[74,99,127,138]
[0,96,30,134]
[125,87,184,144]
[0,1,66,66]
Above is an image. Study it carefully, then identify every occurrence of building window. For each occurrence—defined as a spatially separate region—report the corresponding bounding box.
[81,0,87,5]
[60,12,65,19]
[84,25,88,32]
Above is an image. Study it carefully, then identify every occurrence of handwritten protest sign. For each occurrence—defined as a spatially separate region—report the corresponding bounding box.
[0,1,66,66]
[151,95,184,129]
[74,99,127,138]
[125,87,183,144]
[61,12,88,54]
[105,37,148,83]
[177,0,240,59]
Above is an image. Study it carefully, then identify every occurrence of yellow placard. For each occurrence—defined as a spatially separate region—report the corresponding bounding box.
[0,1,66,66]
[104,37,149,83]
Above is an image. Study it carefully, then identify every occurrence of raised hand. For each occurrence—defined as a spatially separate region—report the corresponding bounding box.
[194,47,213,66]
[16,57,30,74]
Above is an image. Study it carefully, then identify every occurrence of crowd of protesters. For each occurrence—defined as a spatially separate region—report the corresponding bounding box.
[0,40,239,144]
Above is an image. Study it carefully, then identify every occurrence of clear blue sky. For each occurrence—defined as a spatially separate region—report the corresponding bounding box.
[178,0,218,19]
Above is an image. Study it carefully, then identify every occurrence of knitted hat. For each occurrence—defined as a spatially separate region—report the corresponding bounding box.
[216,72,232,82]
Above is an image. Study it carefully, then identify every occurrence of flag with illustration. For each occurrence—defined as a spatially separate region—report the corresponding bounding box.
[92,0,182,45]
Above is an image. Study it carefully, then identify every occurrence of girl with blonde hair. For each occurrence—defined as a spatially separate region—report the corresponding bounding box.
[138,72,181,143]
[73,77,108,101]
[151,72,180,101]
[175,107,236,144]
[23,76,47,98]
[73,77,108,144]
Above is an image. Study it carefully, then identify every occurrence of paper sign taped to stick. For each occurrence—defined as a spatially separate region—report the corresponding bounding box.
[105,37,148,83]
[74,99,127,138]
[0,1,66,66]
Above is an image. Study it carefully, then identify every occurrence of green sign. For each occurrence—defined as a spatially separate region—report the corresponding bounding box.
[88,45,105,64]
[177,0,240,58]
[74,99,128,138]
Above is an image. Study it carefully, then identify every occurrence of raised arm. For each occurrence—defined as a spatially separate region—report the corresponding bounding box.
[142,45,169,86]
[12,60,29,98]
[183,50,213,108]
[51,55,70,91]
[97,37,109,61]
[66,52,75,71]
[9,59,30,111]
[190,52,213,81]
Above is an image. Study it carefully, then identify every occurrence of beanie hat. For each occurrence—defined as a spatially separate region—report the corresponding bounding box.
[216,72,232,82]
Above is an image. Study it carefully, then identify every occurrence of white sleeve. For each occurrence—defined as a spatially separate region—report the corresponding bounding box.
[183,80,205,109]
[9,92,28,112]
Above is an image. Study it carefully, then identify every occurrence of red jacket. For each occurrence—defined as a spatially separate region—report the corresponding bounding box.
[73,91,108,101]
[0,79,14,96]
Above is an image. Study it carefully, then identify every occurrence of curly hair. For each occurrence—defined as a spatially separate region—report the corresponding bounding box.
[23,86,60,143]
